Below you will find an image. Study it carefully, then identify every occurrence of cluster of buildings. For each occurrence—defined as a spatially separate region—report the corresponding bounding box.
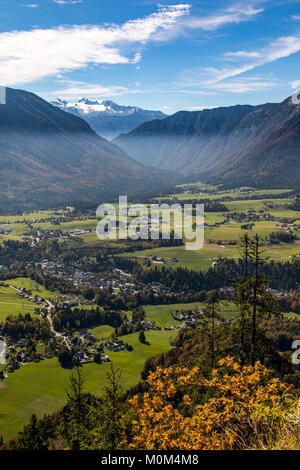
[224,210,299,229]
[275,223,300,234]
[68,229,91,237]
[175,307,205,329]
[40,258,171,298]
[0,227,12,235]
[105,339,125,352]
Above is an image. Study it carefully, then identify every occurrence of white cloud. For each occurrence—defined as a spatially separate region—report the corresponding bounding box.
[50,79,162,99]
[183,6,263,32]
[176,67,280,94]
[214,35,300,82]
[52,82,129,98]
[178,32,300,94]
[23,3,39,7]
[0,4,190,86]
[184,105,218,110]
[207,77,279,93]
[223,50,262,59]
[53,0,83,4]
[291,79,300,89]
[0,2,265,87]
[174,89,215,95]
[148,3,263,42]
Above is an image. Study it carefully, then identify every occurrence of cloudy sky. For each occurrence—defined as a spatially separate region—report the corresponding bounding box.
[0,0,300,113]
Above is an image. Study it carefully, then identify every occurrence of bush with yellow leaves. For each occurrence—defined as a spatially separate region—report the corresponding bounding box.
[124,357,300,450]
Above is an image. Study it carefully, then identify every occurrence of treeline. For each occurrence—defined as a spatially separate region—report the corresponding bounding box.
[286,198,300,211]
[52,307,126,332]
[278,296,300,314]
[259,316,300,353]
[28,271,80,296]
[113,256,300,293]
[269,230,297,244]
[1,313,51,341]
[115,307,145,336]
[0,239,61,276]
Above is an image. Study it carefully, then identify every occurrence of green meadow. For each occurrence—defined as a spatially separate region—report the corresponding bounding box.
[0,286,38,321]
[120,187,300,270]
[168,187,293,202]
[0,330,175,441]
[0,278,58,322]
[7,278,59,299]
[122,245,237,271]
[88,324,115,340]
[144,301,239,328]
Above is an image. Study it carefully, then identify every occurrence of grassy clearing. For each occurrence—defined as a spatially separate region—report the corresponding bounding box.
[0,286,38,321]
[167,188,293,202]
[0,210,60,224]
[7,278,59,299]
[122,240,300,271]
[122,245,237,271]
[0,330,175,441]
[144,301,239,328]
[87,324,115,340]
[0,277,59,321]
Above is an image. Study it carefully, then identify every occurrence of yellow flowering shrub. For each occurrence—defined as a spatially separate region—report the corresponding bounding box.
[125,357,299,450]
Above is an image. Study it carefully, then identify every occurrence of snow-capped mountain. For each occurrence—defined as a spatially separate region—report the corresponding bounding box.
[51,98,167,140]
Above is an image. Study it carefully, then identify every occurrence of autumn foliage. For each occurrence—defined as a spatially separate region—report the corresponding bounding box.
[125,357,300,450]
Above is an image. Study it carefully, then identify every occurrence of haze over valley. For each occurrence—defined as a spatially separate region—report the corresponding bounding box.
[1,0,300,453]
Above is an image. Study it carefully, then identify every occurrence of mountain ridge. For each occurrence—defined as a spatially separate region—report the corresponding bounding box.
[114,96,300,188]
[0,87,174,210]
[51,98,167,140]
[204,110,300,188]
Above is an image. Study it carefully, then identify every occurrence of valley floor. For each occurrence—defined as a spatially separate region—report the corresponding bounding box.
[1,183,300,443]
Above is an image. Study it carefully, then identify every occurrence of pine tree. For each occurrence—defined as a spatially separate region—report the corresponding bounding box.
[60,366,91,450]
[233,234,281,365]
[89,364,129,450]
[206,291,219,369]
[139,330,146,344]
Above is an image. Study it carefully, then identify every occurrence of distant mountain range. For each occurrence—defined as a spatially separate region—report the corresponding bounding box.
[0,88,173,209]
[1,88,299,211]
[114,97,300,189]
[51,98,167,140]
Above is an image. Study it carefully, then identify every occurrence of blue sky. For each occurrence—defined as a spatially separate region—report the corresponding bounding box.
[0,0,300,113]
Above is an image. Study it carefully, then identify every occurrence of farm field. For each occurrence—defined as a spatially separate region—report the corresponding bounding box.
[88,324,116,340]
[0,278,59,322]
[144,301,239,328]
[120,186,300,270]
[122,245,237,271]
[167,186,293,202]
[0,209,97,245]
[7,278,59,299]
[0,285,38,321]
[0,330,175,441]
[0,210,62,224]
[122,242,300,271]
